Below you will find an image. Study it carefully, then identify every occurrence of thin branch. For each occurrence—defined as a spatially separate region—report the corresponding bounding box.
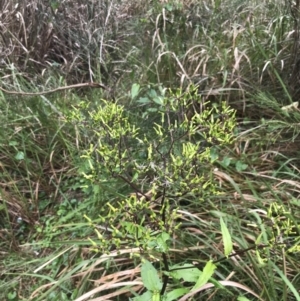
[0,82,107,96]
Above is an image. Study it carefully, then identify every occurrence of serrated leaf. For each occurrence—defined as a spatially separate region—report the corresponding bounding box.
[131,83,140,100]
[220,217,233,257]
[141,260,162,291]
[193,260,216,290]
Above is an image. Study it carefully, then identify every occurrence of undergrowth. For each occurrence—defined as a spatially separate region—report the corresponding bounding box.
[1,0,300,300]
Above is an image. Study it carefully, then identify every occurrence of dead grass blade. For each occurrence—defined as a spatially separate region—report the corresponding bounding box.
[178,280,266,301]
[73,281,143,301]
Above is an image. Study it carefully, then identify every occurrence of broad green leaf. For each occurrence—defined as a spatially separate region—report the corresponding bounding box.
[132,290,152,301]
[152,96,164,105]
[220,217,233,257]
[137,97,150,104]
[15,151,25,160]
[92,184,100,194]
[237,296,252,301]
[165,288,189,301]
[155,232,170,252]
[222,156,232,167]
[9,141,18,146]
[193,260,216,290]
[235,160,248,172]
[131,83,140,99]
[148,89,157,98]
[210,147,219,162]
[148,232,170,252]
[141,260,162,291]
[147,108,158,112]
[169,264,201,282]
[7,291,17,300]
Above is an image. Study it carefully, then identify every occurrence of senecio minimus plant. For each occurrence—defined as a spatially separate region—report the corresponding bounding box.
[71,85,236,296]
[71,85,236,255]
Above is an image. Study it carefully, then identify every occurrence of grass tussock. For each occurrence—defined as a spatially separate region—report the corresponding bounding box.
[1,0,300,300]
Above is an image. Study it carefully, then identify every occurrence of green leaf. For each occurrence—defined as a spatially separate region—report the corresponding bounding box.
[51,1,60,11]
[235,160,248,172]
[141,260,162,291]
[152,96,164,106]
[256,249,267,268]
[169,264,201,282]
[92,184,100,194]
[147,108,158,112]
[148,232,170,252]
[210,147,219,162]
[165,288,189,301]
[137,97,150,104]
[132,290,153,301]
[193,260,216,290]
[222,156,232,167]
[7,291,17,300]
[9,141,18,146]
[155,232,170,252]
[210,211,227,218]
[15,151,25,160]
[148,89,157,98]
[131,83,140,100]
[220,217,233,257]
[237,296,252,301]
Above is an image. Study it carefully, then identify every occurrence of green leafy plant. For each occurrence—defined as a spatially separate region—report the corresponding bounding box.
[73,85,237,298]
[3,1,300,300]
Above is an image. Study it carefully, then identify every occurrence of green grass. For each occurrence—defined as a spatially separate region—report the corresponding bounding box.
[1,0,300,300]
